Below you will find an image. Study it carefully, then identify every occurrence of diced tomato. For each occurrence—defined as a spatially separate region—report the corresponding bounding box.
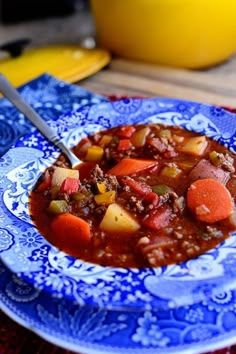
[122,177,152,196]
[117,126,136,138]
[117,139,132,151]
[59,177,80,194]
[142,206,172,230]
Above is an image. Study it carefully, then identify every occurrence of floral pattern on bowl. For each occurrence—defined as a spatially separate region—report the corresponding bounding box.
[2,249,236,353]
[1,97,236,312]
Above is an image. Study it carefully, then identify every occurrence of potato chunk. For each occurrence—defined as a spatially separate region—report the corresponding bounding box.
[51,167,79,196]
[99,203,140,233]
[180,136,208,156]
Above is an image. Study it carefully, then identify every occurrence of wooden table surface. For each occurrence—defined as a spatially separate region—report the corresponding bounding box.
[1,3,236,108]
[80,56,236,108]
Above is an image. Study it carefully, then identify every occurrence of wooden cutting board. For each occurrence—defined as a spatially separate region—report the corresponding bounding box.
[80,57,236,107]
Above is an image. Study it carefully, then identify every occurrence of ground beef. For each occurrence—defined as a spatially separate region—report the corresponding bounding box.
[216,153,235,173]
[84,164,120,192]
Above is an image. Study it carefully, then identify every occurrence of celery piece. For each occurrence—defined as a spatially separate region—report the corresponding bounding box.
[152,184,171,195]
[48,200,69,214]
[209,151,220,166]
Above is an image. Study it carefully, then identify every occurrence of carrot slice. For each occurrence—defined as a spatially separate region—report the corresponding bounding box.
[187,178,233,223]
[51,213,91,250]
[107,158,157,177]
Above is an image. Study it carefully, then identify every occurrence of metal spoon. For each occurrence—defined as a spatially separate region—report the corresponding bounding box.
[0,74,82,168]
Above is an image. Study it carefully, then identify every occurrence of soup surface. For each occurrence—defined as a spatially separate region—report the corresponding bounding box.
[30,124,236,268]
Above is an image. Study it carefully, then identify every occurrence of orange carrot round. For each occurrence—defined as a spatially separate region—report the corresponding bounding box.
[187,178,233,223]
[51,213,91,250]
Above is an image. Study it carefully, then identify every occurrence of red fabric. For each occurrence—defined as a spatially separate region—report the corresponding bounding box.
[1,98,235,354]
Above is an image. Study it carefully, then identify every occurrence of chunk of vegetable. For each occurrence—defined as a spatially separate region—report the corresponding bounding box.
[51,167,79,196]
[59,177,80,194]
[180,136,208,156]
[99,134,113,147]
[160,165,182,178]
[117,125,135,138]
[143,192,159,207]
[51,213,91,248]
[96,182,106,194]
[52,167,79,188]
[172,134,184,143]
[85,145,104,162]
[107,158,157,177]
[117,139,132,151]
[209,151,220,166]
[187,178,233,223]
[99,203,140,233]
[142,206,172,230]
[178,161,196,170]
[152,184,171,195]
[131,126,150,147]
[94,191,116,205]
[188,159,230,185]
[48,200,69,214]
[122,177,152,196]
[159,129,171,139]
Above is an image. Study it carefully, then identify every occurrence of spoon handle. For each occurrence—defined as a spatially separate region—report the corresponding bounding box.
[0,73,59,143]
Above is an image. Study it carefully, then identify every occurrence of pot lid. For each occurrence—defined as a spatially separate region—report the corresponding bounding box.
[0,42,110,87]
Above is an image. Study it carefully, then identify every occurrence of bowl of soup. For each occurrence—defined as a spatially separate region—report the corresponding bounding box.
[1,97,236,315]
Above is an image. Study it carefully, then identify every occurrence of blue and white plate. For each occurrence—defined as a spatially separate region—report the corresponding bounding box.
[1,98,236,313]
[2,258,236,354]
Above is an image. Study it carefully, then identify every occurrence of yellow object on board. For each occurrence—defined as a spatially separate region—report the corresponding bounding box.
[0,44,110,87]
[90,0,236,69]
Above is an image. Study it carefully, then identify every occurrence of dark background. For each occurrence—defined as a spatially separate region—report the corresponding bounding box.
[0,0,88,23]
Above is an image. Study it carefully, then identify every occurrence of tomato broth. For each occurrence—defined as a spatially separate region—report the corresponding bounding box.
[30,124,236,268]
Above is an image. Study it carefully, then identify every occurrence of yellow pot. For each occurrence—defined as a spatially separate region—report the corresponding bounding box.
[90,0,236,69]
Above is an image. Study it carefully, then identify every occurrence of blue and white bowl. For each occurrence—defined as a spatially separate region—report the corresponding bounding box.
[1,97,236,353]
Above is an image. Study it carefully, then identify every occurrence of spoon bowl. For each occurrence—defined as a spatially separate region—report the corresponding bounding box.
[0,73,82,168]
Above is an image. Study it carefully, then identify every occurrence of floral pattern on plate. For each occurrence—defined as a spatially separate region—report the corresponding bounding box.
[1,258,236,353]
[0,98,236,312]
